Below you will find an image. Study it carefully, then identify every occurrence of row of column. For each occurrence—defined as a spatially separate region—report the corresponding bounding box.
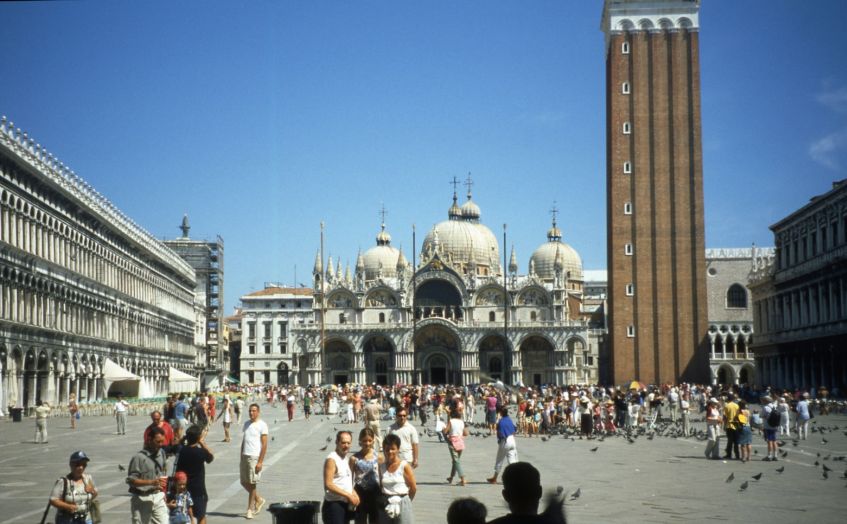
[757,351,846,391]
[709,334,751,360]
[758,277,846,334]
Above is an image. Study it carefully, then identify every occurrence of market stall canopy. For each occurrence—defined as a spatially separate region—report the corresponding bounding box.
[168,367,199,393]
[103,358,140,397]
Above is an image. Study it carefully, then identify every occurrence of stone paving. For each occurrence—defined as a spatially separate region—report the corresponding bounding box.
[1,404,846,523]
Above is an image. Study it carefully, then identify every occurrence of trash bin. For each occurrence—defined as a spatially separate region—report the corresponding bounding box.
[10,408,23,422]
[267,501,320,524]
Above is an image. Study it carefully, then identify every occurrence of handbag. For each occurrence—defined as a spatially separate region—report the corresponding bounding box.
[449,434,465,451]
[89,498,102,524]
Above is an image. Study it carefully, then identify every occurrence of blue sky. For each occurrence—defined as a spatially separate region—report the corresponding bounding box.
[2,1,846,313]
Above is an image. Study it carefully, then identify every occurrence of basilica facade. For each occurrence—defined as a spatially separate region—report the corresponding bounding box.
[291,188,603,387]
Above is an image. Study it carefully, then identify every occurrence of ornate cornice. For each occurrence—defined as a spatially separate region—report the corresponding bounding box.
[0,116,194,282]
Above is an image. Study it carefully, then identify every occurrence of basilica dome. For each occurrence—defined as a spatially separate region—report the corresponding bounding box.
[529,221,583,281]
[422,191,500,275]
[362,224,401,280]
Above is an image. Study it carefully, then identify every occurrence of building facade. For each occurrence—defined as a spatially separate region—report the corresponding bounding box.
[164,217,226,386]
[286,186,602,387]
[0,117,197,413]
[749,180,847,394]
[706,247,774,386]
[239,286,314,385]
[603,0,709,384]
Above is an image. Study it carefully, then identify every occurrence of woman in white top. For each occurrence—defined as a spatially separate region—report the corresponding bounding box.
[443,406,467,486]
[777,397,791,435]
[216,395,233,442]
[322,431,360,524]
[379,434,416,524]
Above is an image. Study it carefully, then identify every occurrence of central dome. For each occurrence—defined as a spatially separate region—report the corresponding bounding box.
[422,188,500,275]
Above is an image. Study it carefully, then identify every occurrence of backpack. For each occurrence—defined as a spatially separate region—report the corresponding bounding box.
[767,406,780,427]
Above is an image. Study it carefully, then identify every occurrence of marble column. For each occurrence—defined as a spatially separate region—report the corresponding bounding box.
[26,372,36,408]
[46,368,56,405]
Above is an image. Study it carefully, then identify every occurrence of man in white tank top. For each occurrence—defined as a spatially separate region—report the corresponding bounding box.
[322,430,360,523]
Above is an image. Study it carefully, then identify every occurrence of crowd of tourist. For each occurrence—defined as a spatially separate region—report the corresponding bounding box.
[42,380,842,523]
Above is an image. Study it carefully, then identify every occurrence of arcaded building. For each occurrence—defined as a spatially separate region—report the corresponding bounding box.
[603,0,709,385]
[0,117,197,413]
[749,180,847,393]
[706,247,774,386]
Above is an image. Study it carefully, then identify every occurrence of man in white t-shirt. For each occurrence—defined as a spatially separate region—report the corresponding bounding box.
[387,408,419,468]
[240,403,269,519]
[114,395,129,435]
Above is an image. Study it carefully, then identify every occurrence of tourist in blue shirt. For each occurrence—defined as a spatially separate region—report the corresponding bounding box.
[174,394,189,441]
[487,406,518,484]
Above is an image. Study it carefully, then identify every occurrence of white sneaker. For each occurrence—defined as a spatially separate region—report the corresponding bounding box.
[245,509,254,519]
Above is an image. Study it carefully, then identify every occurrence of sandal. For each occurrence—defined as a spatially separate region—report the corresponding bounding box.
[446,477,453,484]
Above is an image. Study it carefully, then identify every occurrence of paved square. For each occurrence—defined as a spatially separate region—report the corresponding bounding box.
[2,404,845,523]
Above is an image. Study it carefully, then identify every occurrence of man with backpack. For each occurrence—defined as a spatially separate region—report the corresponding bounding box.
[760,395,780,461]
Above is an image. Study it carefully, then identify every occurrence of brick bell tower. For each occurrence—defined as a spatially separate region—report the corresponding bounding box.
[602,0,709,385]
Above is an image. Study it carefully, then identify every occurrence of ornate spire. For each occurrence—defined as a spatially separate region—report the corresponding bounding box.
[553,244,563,272]
[461,172,481,222]
[509,245,518,274]
[356,249,365,272]
[448,175,462,220]
[336,256,343,281]
[179,214,190,238]
[547,201,562,242]
[345,262,352,283]
[326,255,334,279]
[376,205,392,246]
[313,250,322,275]
[396,248,408,271]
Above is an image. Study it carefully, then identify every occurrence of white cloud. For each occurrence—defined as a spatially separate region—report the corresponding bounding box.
[817,85,847,114]
[809,127,847,171]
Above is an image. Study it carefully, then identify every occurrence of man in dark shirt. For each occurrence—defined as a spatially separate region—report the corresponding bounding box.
[173,425,214,524]
[193,397,209,430]
[487,462,565,524]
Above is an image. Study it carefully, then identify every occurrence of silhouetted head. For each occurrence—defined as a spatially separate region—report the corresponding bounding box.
[501,462,543,515]
[447,497,487,524]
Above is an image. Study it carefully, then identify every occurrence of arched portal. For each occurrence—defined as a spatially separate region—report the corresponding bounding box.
[738,364,754,385]
[479,335,509,382]
[277,362,289,386]
[415,279,463,321]
[520,335,554,386]
[717,364,734,386]
[414,324,460,385]
[325,339,353,385]
[363,335,394,385]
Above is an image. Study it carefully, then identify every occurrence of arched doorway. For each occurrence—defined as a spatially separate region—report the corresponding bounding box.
[364,335,394,385]
[479,335,509,382]
[428,355,449,384]
[520,335,554,386]
[325,339,353,385]
[738,365,754,385]
[717,365,734,386]
[277,362,289,386]
[415,324,460,385]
